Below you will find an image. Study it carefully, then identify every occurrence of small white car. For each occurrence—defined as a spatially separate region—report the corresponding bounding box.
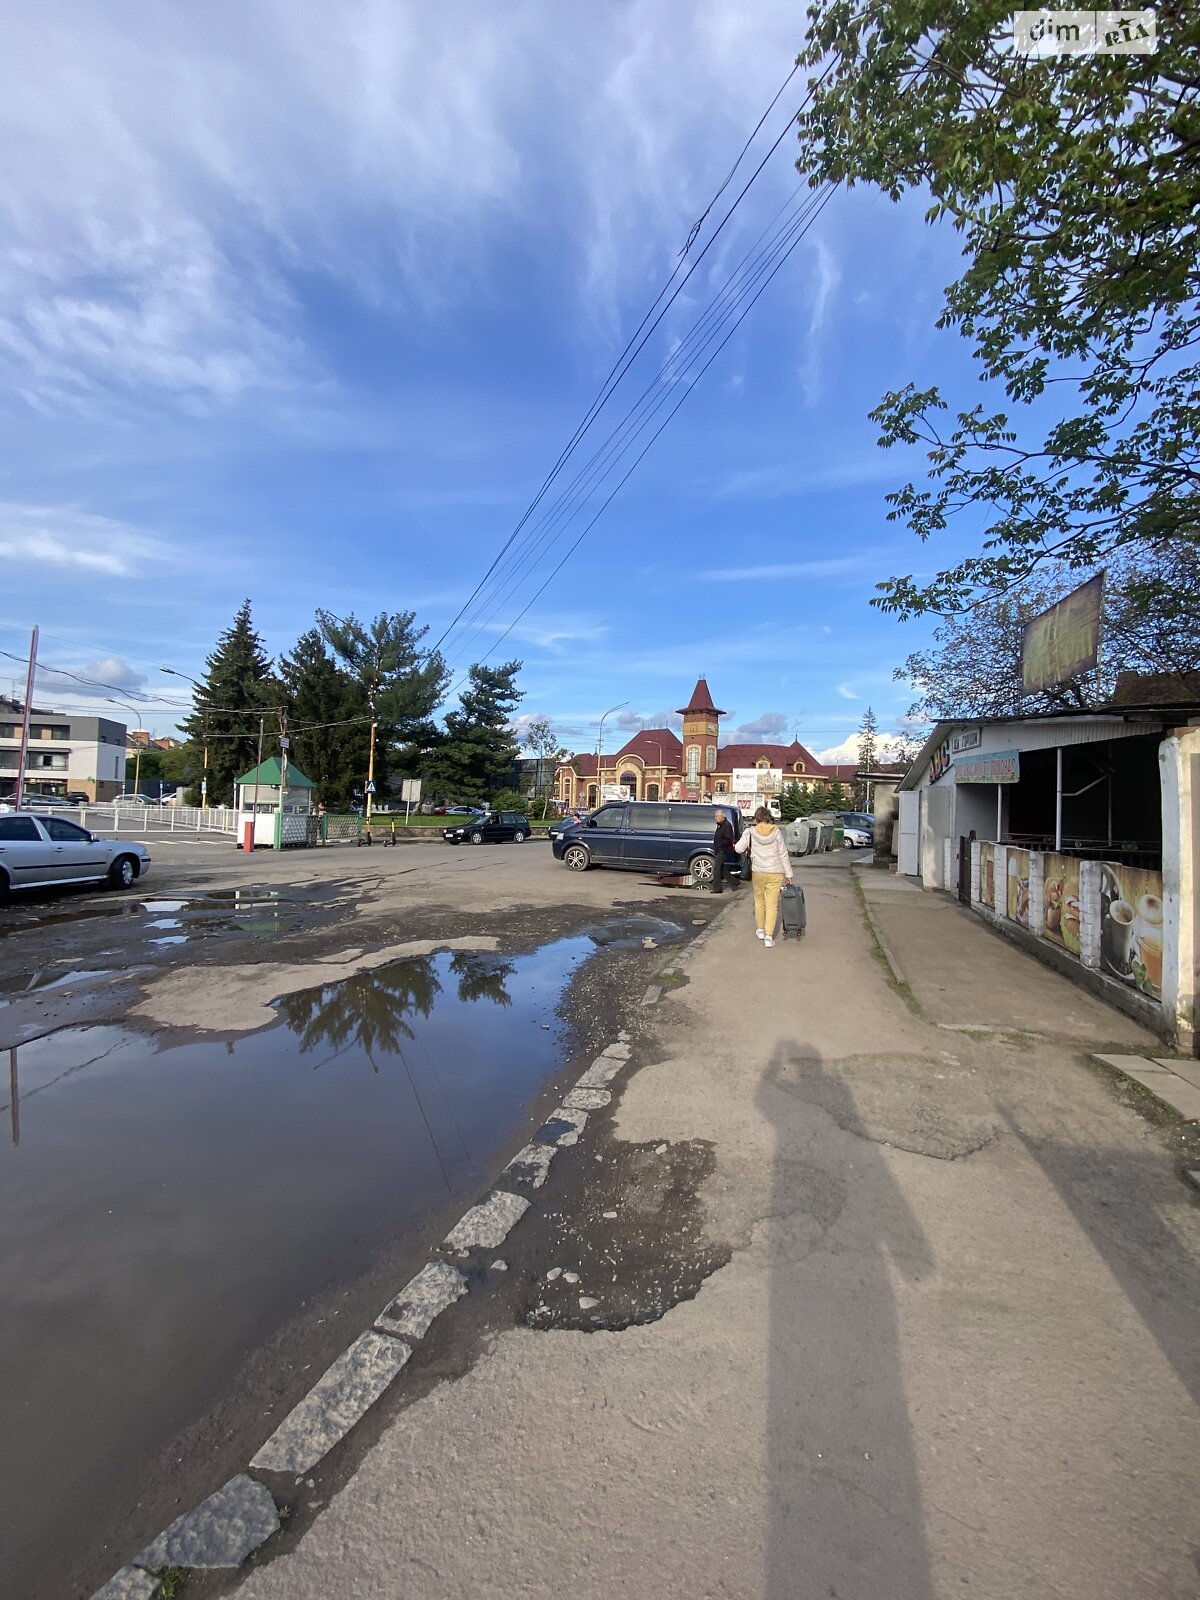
[842,825,873,848]
[0,812,151,895]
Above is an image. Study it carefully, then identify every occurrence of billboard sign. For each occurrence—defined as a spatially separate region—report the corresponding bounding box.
[953,749,1020,784]
[1021,573,1104,694]
[731,767,782,793]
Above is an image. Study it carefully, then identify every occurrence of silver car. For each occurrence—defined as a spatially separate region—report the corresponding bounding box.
[0,812,151,895]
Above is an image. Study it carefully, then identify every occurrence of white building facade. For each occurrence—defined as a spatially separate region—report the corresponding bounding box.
[0,699,127,802]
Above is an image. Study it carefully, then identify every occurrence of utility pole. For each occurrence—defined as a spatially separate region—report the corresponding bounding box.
[278,708,290,845]
[365,717,377,836]
[246,715,265,851]
[13,626,37,810]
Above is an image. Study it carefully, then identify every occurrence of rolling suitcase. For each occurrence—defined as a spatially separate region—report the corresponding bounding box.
[779,882,806,939]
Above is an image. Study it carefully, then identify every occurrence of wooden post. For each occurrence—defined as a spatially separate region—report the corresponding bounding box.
[13,626,37,810]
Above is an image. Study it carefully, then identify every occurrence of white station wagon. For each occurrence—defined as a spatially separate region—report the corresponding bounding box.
[0,812,151,895]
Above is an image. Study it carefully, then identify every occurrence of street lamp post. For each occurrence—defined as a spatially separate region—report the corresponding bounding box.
[160,667,211,810]
[595,701,630,802]
[108,698,143,800]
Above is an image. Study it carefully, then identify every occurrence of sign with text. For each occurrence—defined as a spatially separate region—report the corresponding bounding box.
[953,749,1021,784]
[949,728,981,755]
[731,767,782,793]
[1021,572,1104,694]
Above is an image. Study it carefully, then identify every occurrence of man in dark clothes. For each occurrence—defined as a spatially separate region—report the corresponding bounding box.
[711,808,736,894]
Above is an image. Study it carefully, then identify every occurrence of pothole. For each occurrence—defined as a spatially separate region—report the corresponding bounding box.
[518,1139,729,1332]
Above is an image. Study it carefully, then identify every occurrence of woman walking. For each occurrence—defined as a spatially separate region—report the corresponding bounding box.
[733,806,794,948]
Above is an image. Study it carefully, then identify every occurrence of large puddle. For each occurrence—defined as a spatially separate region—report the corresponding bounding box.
[0,916,680,1600]
[0,886,307,949]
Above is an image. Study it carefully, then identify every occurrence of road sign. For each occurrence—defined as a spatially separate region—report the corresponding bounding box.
[400,778,421,802]
[365,780,377,795]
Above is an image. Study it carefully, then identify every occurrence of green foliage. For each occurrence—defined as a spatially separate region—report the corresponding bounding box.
[825,779,850,810]
[179,600,278,805]
[424,661,524,803]
[778,781,806,822]
[490,789,528,813]
[795,4,1200,613]
[522,715,569,802]
[317,609,448,796]
[278,626,367,808]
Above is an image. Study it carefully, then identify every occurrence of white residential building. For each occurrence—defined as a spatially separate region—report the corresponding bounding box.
[0,698,127,802]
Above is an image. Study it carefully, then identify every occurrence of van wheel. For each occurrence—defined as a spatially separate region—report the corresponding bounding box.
[688,853,716,886]
[564,844,590,871]
[108,855,138,889]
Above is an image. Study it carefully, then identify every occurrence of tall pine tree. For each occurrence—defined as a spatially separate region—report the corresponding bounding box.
[277,626,367,807]
[317,610,448,799]
[425,661,523,803]
[181,601,277,805]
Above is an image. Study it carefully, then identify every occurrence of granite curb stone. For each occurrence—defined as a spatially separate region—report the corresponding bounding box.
[250,1332,412,1476]
[134,1475,279,1570]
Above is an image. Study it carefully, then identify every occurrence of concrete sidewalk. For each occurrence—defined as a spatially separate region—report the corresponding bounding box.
[233,857,1200,1600]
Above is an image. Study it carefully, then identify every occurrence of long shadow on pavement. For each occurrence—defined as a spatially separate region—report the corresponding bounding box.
[760,1040,936,1599]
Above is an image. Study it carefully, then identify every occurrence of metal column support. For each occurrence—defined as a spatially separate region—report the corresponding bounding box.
[1055,746,1064,852]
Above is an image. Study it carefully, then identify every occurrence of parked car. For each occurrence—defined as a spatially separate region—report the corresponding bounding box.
[551,800,743,884]
[835,810,875,836]
[64,791,91,805]
[444,805,487,816]
[0,812,151,895]
[841,825,873,848]
[443,810,530,845]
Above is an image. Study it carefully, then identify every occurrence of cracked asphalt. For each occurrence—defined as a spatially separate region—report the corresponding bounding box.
[219,852,1200,1600]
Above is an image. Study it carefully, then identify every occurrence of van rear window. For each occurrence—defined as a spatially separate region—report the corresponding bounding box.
[667,804,713,836]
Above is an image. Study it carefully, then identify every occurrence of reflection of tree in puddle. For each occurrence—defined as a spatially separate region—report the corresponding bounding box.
[277,959,442,1068]
[448,951,516,1009]
[276,952,516,1070]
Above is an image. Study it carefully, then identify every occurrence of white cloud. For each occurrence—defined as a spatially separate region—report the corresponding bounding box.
[836,682,857,700]
[0,2,806,417]
[799,232,840,404]
[0,502,173,578]
[698,552,891,582]
[725,711,790,744]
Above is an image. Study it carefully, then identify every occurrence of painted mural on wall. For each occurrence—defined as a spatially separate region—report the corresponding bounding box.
[1042,853,1082,958]
[978,842,995,909]
[1005,847,1031,927]
[1100,863,1164,1000]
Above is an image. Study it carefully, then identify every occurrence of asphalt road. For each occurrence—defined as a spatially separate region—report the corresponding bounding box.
[1,835,740,1600]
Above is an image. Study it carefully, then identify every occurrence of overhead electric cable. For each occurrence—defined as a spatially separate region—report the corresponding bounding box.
[444,186,825,662]
[441,181,838,697]
[428,58,831,664]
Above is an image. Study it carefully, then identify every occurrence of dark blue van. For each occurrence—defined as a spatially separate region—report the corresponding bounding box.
[549,801,743,884]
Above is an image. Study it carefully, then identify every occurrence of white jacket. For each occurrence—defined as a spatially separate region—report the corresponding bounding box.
[734,822,793,877]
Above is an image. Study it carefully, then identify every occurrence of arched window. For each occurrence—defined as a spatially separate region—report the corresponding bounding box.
[714,780,727,793]
[587,785,598,807]
[706,745,716,771]
[756,757,770,769]
[793,760,805,773]
[646,783,660,801]
[619,769,638,797]
[686,745,700,781]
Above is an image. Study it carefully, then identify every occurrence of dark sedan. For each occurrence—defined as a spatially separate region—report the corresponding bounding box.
[443,810,530,845]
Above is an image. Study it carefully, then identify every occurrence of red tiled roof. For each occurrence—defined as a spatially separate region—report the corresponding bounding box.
[614,728,682,765]
[677,677,726,716]
[718,739,830,778]
[825,762,858,782]
[561,752,598,777]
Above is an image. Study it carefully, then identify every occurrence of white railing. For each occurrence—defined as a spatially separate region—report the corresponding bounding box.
[75,803,239,837]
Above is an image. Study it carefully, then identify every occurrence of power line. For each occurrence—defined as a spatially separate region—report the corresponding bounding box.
[442,182,838,698]
[441,185,828,672]
[428,59,830,667]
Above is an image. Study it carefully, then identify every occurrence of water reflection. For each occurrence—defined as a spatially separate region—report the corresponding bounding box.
[275,952,517,1069]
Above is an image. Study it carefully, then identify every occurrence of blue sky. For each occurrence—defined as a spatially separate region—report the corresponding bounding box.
[0,0,985,764]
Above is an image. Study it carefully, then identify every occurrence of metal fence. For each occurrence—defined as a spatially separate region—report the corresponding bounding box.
[73,803,239,837]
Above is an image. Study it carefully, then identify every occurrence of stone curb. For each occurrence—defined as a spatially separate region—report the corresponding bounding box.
[1091,1053,1200,1122]
[855,882,907,988]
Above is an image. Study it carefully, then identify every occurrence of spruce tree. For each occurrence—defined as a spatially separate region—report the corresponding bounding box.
[278,626,367,807]
[425,661,523,803]
[180,600,277,805]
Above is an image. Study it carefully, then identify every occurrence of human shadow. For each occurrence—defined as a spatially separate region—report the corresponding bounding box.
[996,1104,1200,1407]
[759,1042,936,1599]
